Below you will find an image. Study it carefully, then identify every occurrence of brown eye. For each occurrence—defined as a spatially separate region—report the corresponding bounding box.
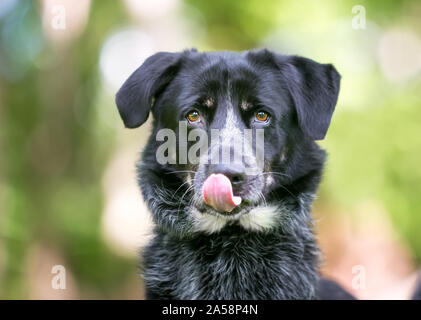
[187,110,200,123]
[255,111,269,122]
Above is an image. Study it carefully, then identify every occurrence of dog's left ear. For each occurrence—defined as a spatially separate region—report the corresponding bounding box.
[281,55,341,140]
[115,51,182,128]
[248,49,341,140]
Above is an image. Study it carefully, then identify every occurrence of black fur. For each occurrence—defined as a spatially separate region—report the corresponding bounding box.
[316,278,356,300]
[116,49,352,299]
[412,272,421,300]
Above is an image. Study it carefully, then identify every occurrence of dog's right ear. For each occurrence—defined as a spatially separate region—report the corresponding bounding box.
[115,52,182,128]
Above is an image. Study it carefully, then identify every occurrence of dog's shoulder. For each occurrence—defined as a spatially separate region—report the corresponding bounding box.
[316,277,356,300]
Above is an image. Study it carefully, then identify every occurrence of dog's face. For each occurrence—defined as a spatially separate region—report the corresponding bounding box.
[116,49,340,234]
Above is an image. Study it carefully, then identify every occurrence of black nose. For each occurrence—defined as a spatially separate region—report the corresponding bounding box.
[209,164,246,192]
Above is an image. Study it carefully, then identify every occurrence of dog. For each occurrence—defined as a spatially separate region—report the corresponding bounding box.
[115,48,420,299]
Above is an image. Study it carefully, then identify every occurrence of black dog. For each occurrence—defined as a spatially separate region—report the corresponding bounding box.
[116,48,355,299]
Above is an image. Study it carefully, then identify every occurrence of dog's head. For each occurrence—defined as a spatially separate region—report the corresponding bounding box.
[116,49,340,234]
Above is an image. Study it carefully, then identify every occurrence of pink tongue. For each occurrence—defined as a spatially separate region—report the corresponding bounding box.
[202,174,242,213]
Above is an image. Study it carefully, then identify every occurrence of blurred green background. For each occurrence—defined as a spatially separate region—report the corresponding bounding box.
[1,0,421,299]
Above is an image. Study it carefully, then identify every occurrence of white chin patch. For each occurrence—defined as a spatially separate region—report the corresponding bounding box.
[191,205,279,234]
[191,208,229,234]
[239,205,279,232]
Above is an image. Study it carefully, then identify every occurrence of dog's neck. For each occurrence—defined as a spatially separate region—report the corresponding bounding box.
[177,193,319,299]
[139,140,324,298]
[142,178,320,299]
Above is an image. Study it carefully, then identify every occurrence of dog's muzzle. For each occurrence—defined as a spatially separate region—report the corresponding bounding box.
[202,173,242,213]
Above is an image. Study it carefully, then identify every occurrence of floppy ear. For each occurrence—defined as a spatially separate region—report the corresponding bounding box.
[281,55,341,140]
[115,52,181,128]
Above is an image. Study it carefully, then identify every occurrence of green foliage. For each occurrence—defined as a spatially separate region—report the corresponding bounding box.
[322,83,421,259]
